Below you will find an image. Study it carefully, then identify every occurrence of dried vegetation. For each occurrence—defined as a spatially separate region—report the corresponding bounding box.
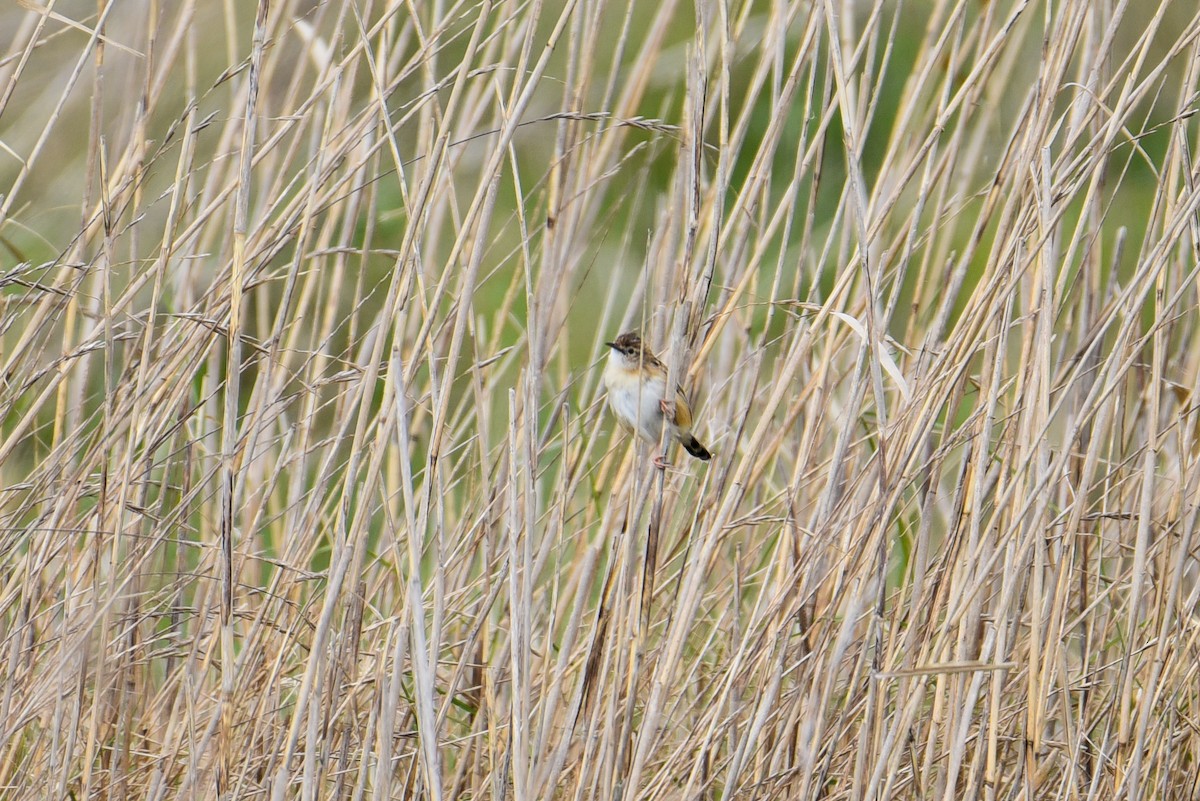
[2,0,1200,798]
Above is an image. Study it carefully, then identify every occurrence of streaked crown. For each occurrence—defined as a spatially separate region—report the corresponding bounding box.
[606,331,645,357]
[605,331,664,370]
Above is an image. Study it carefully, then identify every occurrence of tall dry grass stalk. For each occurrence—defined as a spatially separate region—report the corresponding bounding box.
[2,0,1200,798]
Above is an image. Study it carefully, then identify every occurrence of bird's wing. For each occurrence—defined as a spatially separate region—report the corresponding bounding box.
[672,389,694,429]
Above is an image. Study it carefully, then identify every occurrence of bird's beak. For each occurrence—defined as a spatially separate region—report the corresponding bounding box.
[604,341,618,349]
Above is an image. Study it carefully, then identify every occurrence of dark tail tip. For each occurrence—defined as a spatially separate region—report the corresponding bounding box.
[682,435,712,461]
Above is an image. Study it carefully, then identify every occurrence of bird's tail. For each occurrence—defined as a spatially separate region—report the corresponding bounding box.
[681,433,712,461]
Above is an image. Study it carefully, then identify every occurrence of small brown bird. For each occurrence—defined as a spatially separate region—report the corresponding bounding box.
[603,331,712,468]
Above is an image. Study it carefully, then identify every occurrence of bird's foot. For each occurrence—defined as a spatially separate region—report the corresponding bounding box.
[659,399,674,418]
[652,453,672,470]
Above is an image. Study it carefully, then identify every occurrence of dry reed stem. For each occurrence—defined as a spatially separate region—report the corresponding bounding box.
[3,1,1200,799]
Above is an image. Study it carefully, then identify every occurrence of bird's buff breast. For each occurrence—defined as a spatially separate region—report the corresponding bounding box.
[604,363,669,442]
